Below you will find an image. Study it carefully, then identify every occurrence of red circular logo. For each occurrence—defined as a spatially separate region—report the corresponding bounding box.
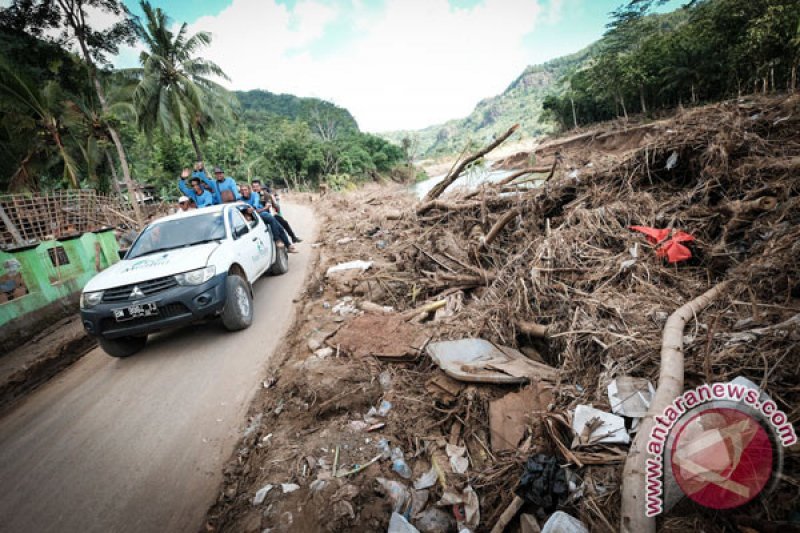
[670,407,773,509]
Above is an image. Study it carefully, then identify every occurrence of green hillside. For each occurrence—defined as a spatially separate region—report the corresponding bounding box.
[234,89,360,132]
[381,45,596,158]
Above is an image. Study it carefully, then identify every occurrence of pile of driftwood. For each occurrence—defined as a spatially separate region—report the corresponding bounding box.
[323,94,799,531]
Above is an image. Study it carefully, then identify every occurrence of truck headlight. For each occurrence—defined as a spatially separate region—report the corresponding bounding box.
[80,291,104,308]
[175,266,216,286]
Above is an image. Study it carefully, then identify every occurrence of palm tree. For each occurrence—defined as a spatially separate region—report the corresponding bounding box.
[0,60,80,187]
[129,1,234,161]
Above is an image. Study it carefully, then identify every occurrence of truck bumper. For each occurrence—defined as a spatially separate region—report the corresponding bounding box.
[81,273,229,339]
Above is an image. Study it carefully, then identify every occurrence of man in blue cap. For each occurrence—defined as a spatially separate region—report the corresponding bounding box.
[211,166,240,204]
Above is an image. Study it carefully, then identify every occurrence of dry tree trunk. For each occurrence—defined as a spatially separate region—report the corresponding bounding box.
[620,281,729,533]
[480,208,520,250]
[424,124,519,202]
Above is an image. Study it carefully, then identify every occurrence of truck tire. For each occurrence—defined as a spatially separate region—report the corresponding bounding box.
[222,275,253,331]
[99,335,147,358]
[268,244,289,276]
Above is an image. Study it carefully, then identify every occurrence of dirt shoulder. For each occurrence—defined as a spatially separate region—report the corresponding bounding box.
[0,314,95,414]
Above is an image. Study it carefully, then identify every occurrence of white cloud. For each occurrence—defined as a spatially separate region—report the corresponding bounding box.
[176,0,545,132]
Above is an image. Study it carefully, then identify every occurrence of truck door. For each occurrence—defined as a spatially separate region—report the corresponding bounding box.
[229,209,260,281]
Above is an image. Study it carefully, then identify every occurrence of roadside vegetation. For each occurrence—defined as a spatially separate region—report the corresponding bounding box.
[0,0,405,199]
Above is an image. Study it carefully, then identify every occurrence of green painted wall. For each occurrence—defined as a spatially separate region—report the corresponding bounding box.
[0,229,119,327]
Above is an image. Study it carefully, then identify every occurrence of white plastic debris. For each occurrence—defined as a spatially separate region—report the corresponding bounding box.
[446,443,469,474]
[388,512,420,533]
[281,483,300,494]
[665,151,679,170]
[326,260,373,275]
[541,511,589,533]
[414,466,438,490]
[607,377,655,418]
[336,237,356,245]
[571,405,630,446]
[253,484,273,505]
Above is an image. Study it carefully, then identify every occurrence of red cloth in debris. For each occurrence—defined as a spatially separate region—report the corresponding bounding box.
[630,225,670,244]
[630,226,695,263]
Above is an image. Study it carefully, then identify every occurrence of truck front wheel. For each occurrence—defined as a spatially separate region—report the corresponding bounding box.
[221,275,253,331]
[99,335,148,358]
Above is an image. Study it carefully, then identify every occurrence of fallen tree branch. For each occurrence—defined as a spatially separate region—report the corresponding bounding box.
[480,208,520,250]
[424,124,519,202]
[620,280,729,533]
[496,165,554,187]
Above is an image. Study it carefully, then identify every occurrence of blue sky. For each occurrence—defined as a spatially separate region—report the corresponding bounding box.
[116,0,683,131]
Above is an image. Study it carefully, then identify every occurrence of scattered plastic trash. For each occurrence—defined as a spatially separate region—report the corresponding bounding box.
[414,508,455,533]
[427,338,557,384]
[392,447,413,479]
[336,237,356,245]
[332,297,359,315]
[326,260,373,275]
[253,484,273,505]
[607,377,655,418]
[410,488,429,518]
[515,454,568,512]
[377,438,392,459]
[309,479,327,492]
[436,486,480,531]
[445,443,468,474]
[376,240,388,249]
[389,512,420,533]
[315,347,334,359]
[243,413,262,438]
[540,511,589,533]
[379,371,393,391]
[377,477,411,513]
[665,151,679,170]
[378,400,393,417]
[571,405,630,446]
[414,466,438,490]
[281,483,300,493]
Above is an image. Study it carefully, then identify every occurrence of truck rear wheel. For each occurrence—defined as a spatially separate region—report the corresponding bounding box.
[221,275,253,331]
[269,244,289,276]
[99,335,148,358]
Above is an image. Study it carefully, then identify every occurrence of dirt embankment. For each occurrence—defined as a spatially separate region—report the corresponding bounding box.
[205,95,800,533]
[0,315,95,413]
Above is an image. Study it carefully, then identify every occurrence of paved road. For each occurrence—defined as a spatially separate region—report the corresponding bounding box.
[0,204,317,533]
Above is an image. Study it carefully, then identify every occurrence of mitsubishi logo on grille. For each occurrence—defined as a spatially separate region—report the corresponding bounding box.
[130,286,145,299]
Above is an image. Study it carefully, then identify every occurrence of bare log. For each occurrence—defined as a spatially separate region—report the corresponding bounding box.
[480,208,520,250]
[424,124,520,202]
[620,281,729,533]
[516,320,550,338]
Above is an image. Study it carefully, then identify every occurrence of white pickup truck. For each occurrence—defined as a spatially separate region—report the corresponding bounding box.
[80,203,289,357]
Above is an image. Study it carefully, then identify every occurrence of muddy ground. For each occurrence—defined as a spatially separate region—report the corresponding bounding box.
[205,95,800,533]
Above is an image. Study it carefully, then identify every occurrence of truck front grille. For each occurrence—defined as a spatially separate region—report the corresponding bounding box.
[102,275,178,302]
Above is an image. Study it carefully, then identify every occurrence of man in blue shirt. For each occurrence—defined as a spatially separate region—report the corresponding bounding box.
[191,179,214,208]
[240,184,261,209]
[211,166,240,204]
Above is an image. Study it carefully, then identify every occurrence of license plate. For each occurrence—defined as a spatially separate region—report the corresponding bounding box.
[113,302,158,322]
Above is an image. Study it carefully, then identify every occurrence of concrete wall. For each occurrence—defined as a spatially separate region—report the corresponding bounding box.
[0,230,119,352]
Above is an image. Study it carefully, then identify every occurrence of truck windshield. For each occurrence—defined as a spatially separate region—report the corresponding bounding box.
[127,212,226,259]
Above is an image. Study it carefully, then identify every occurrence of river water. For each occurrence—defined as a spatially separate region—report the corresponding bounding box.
[412,161,544,199]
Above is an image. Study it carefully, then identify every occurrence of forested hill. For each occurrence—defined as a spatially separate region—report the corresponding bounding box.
[384,0,800,158]
[380,45,596,158]
[234,90,360,132]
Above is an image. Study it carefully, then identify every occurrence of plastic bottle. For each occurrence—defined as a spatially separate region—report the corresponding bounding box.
[391,446,412,479]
